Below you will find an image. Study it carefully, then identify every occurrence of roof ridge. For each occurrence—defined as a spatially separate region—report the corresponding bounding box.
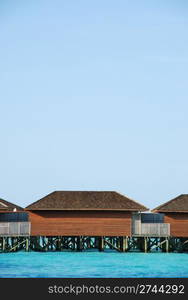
[55,190,116,193]
[115,191,149,210]
[0,197,23,210]
[152,194,186,212]
[25,191,57,209]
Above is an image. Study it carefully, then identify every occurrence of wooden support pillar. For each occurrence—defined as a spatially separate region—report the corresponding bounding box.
[46,236,49,251]
[120,237,123,252]
[120,237,127,252]
[77,237,82,251]
[125,236,128,251]
[94,237,98,249]
[25,238,29,252]
[99,236,104,251]
[2,237,5,252]
[56,237,61,251]
[116,237,121,249]
[144,237,147,253]
[166,238,169,253]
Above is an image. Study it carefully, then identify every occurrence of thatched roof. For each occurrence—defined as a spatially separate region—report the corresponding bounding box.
[152,194,188,213]
[25,191,148,211]
[0,198,23,211]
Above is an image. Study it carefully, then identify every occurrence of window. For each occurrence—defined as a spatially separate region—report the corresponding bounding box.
[141,213,164,223]
[0,212,28,222]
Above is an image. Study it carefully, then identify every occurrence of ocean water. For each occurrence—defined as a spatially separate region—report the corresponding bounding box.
[0,251,188,278]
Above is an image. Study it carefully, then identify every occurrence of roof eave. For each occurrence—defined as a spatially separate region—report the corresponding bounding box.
[25,207,148,212]
[152,209,188,213]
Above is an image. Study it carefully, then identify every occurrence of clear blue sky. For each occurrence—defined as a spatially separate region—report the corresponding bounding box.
[0,0,188,209]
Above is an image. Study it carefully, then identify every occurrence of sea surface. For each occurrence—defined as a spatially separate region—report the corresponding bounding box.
[0,251,188,278]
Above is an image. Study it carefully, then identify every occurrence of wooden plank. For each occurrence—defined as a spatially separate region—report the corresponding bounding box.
[164,213,188,237]
[29,211,132,236]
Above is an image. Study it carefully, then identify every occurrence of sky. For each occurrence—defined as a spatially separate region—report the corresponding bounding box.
[0,0,188,209]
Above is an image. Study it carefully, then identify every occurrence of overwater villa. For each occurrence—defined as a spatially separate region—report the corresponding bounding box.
[0,192,188,253]
[25,191,148,236]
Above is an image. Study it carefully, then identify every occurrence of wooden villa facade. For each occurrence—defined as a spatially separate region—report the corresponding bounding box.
[25,191,148,237]
[0,191,188,253]
[152,194,188,238]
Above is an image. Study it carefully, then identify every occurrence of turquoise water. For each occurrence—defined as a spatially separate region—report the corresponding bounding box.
[0,251,188,278]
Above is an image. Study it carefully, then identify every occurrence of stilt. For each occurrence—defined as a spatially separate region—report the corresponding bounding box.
[120,236,126,252]
[94,237,98,249]
[144,237,147,253]
[2,237,5,252]
[116,237,121,249]
[77,236,82,251]
[25,238,29,252]
[166,237,169,253]
[99,236,104,251]
[125,236,128,251]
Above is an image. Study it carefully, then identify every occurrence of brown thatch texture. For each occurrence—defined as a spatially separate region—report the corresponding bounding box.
[0,198,23,211]
[152,194,188,213]
[25,191,148,211]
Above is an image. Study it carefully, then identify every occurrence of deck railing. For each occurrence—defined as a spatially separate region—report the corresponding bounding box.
[0,222,31,236]
[132,223,170,237]
[141,223,170,236]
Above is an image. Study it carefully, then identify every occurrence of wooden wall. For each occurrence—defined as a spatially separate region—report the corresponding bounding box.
[164,213,188,237]
[28,210,132,236]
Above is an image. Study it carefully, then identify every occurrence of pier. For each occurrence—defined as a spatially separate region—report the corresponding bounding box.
[0,236,188,253]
